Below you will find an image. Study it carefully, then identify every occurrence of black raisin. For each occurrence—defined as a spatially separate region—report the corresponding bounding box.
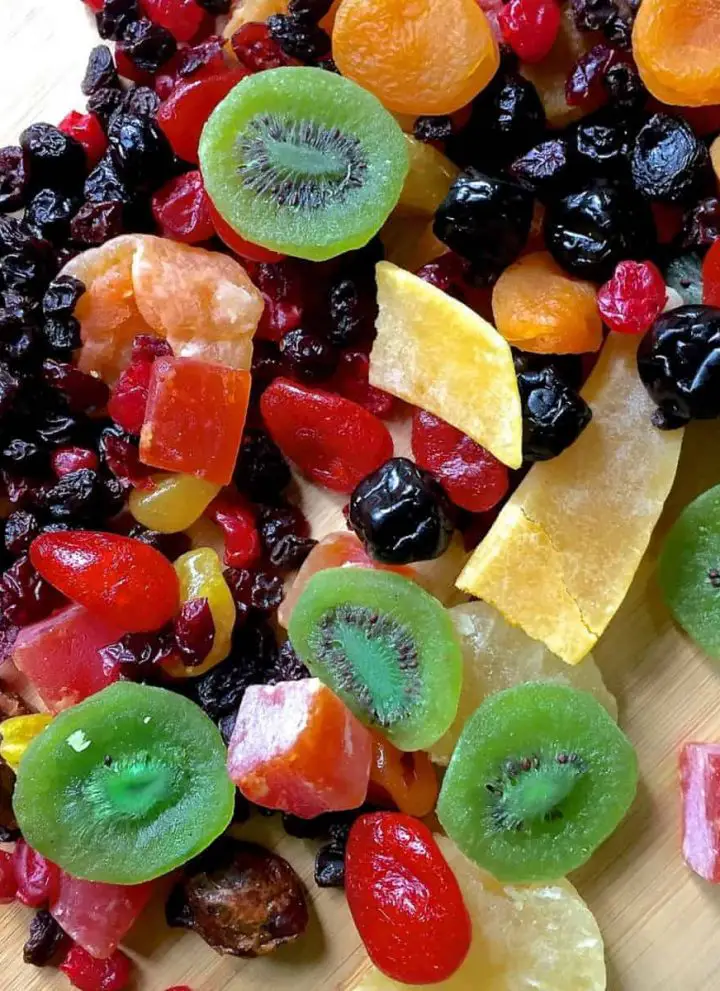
[81,45,120,95]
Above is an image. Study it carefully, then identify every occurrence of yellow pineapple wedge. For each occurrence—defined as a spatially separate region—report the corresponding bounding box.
[369,262,522,468]
[457,333,684,664]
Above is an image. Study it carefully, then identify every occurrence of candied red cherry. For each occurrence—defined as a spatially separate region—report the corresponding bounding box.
[152,170,214,244]
[207,493,262,568]
[157,68,248,164]
[140,0,208,42]
[499,0,561,63]
[13,840,61,908]
[208,200,286,263]
[58,111,108,169]
[411,409,509,512]
[231,22,295,71]
[346,812,471,984]
[61,946,132,991]
[597,260,667,335]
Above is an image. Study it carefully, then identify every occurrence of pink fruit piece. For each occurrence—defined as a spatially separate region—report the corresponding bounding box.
[681,742,720,883]
[228,678,373,818]
[12,604,125,711]
[51,873,154,959]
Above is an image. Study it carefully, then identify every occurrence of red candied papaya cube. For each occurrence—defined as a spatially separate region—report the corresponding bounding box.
[139,357,250,485]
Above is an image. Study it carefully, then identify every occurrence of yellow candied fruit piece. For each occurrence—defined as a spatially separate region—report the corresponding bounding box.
[170,548,236,677]
[0,714,53,771]
[129,474,221,534]
[397,136,459,217]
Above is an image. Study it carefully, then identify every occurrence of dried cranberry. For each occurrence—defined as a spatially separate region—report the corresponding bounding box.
[108,360,154,434]
[208,494,262,569]
[151,170,214,243]
[100,428,154,488]
[174,597,215,666]
[166,838,308,956]
[330,351,396,418]
[61,946,132,991]
[415,252,469,296]
[118,17,177,74]
[596,260,666,334]
[23,910,71,967]
[71,201,126,245]
[0,146,28,212]
[253,261,304,342]
[231,23,294,71]
[82,45,121,95]
[177,35,226,78]
[51,446,100,477]
[233,428,291,503]
[42,359,109,412]
[13,841,61,908]
[224,567,284,614]
[100,627,177,672]
[0,555,63,627]
[565,43,625,111]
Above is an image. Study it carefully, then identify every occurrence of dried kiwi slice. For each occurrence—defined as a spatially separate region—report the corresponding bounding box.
[659,483,720,658]
[13,683,234,884]
[199,67,409,261]
[287,567,462,750]
[437,683,638,883]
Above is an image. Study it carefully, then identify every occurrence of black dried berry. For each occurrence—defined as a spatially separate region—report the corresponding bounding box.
[512,349,585,392]
[36,410,84,448]
[517,366,592,461]
[279,328,337,382]
[24,189,80,244]
[544,180,655,281]
[327,275,377,347]
[40,468,106,521]
[314,844,345,888]
[637,304,720,424]
[84,153,132,203]
[510,138,570,196]
[86,87,125,127]
[267,13,331,62]
[195,0,231,11]
[1,252,55,298]
[0,364,20,418]
[681,197,720,252]
[604,61,646,111]
[224,567,285,615]
[631,113,710,204]
[571,112,634,178]
[71,200,126,246]
[0,216,30,256]
[258,504,315,570]
[107,114,174,190]
[20,124,86,194]
[234,429,291,503]
[349,457,455,565]
[81,45,120,96]
[4,511,39,557]
[287,0,334,20]
[0,147,28,213]
[96,0,140,41]
[122,85,161,119]
[413,115,454,144]
[268,639,310,684]
[434,168,534,284]
[118,18,177,74]
[23,910,70,968]
[42,275,85,318]
[461,73,546,166]
[42,316,82,355]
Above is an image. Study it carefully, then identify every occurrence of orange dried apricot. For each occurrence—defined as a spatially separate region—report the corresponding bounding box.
[633,0,720,107]
[332,0,500,116]
[492,251,602,355]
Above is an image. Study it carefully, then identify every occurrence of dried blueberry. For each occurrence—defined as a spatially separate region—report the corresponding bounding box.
[604,61,646,111]
[267,13,331,62]
[314,844,345,888]
[326,275,377,347]
[681,197,720,252]
[267,639,309,684]
[71,200,126,246]
[224,567,285,615]
[23,911,70,968]
[631,113,710,204]
[512,349,585,392]
[517,366,592,461]
[257,504,316,569]
[0,364,20,417]
[122,85,161,119]
[414,115,453,143]
[24,189,79,244]
[279,328,337,382]
[19,124,86,194]
[86,87,125,127]
[0,554,63,627]
[81,45,120,96]
[571,111,634,178]
[0,147,28,213]
[84,153,131,203]
[42,275,85,318]
[96,0,140,41]
[510,138,570,196]
[40,468,106,521]
[459,73,545,167]
[42,316,82,355]
[234,429,291,503]
[118,18,177,74]
[107,113,173,190]
[4,511,39,557]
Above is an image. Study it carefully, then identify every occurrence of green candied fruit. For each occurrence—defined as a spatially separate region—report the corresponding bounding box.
[288,567,462,751]
[437,682,638,884]
[14,682,234,884]
[199,67,409,262]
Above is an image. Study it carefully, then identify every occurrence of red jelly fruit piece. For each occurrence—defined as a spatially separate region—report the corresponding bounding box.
[140,357,251,486]
[346,812,471,984]
[681,742,720,883]
[152,170,215,244]
[108,335,173,435]
[596,260,667,335]
[30,531,180,633]
[230,22,295,72]
[52,446,100,478]
[261,378,394,493]
[702,239,720,307]
[411,408,509,512]
[60,946,132,991]
[0,851,16,904]
[207,493,262,568]
[13,840,61,908]
[331,351,396,419]
[58,111,108,169]
[51,874,154,960]
[140,0,207,42]
[498,0,561,63]
[157,69,249,164]
[208,200,286,263]
[249,259,303,339]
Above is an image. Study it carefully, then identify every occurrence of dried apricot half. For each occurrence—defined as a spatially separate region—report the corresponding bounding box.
[332,0,500,116]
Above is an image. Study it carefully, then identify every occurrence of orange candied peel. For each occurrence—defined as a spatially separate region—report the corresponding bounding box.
[492,251,603,354]
[332,0,500,116]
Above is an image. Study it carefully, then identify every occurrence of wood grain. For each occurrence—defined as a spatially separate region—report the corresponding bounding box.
[2,2,720,987]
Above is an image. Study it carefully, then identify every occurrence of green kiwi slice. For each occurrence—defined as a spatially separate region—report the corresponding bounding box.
[436,682,638,883]
[659,483,720,658]
[287,567,462,750]
[198,67,409,261]
[13,682,234,884]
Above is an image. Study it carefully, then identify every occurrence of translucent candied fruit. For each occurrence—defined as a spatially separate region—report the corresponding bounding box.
[129,473,221,534]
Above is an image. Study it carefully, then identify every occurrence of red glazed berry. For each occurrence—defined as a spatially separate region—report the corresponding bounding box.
[208,200,286,263]
[207,493,262,568]
[0,851,17,904]
[84,0,104,11]
[58,111,108,169]
[174,597,215,664]
[331,351,396,419]
[140,0,208,42]
[157,69,249,164]
[411,409,509,512]
[114,48,155,87]
[61,946,132,991]
[152,170,214,244]
[498,0,561,63]
[231,22,295,72]
[346,813,471,984]
[13,840,61,908]
[52,447,100,478]
[261,378,394,493]
[415,252,469,298]
[108,361,154,435]
[565,44,625,111]
[42,360,111,413]
[702,239,720,307]
[248,260,303,340]
[597,260,667,335]
[30,531,180,633]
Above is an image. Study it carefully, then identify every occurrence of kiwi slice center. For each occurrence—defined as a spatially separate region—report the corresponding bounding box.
[708,568,720,589]
[310,605,422,726]
[488,753,587,831]
[81,753,179,821]
[236,114,368,210]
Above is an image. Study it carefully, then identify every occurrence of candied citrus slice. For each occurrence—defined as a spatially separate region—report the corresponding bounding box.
[633,0,720,107]
[60,235,153,384]
[347,835,606,991]
[370,262,522,468]
[492,251,603,354]
[332,0,500,116]
[131,236,263,369]
[457,333,684,663]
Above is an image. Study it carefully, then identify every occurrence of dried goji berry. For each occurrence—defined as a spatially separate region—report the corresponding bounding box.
[152,170,215,244]
[597,260,667,335]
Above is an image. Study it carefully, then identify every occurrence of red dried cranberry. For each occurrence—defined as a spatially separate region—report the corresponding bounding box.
[499,0,561,63]
[13,840,61,908]
[0,850,17,904]
[174,596,215,665]
[231,22,295,71]
[71,201,126,247]
[100,627,177,671]
[208,494,262,568]
[140,0,208,42]
[51,446,100,478]
[100,429,154,488]
[60,946,132,991]
[597,259,666,334]
[224,567,284,614]
[108,361,153,434]
[152,170,214,243]
[58,112,108,170]
[415,252,469,297]
[565,43,625,110]
[330,351,396,418]
[0,555,64,627]
[42,360,110,412]
[251,261,304,341]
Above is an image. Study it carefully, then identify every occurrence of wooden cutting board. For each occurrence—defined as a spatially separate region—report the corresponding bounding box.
[3,2,720,987]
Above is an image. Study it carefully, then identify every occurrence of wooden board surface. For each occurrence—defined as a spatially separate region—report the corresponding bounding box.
[3,2,720,988]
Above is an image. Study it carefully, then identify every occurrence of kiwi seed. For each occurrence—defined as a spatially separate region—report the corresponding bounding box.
[486,751,587,833]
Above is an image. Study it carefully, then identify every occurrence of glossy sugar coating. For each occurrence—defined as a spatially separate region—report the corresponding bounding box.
[491,251,603,354]
[349,834,606,991]
[169,548,236,677]
[129,473,221,534]
[50,874,154,959]
[458,333,684,663]
[370,262,522,469]
[430,600,617,764]
[332,0,499,116]
[227,678,373,818]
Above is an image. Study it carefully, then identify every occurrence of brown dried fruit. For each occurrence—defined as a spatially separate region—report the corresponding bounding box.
[23,910,71,967]
[165,838,308,957]
[0,681,31,721]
